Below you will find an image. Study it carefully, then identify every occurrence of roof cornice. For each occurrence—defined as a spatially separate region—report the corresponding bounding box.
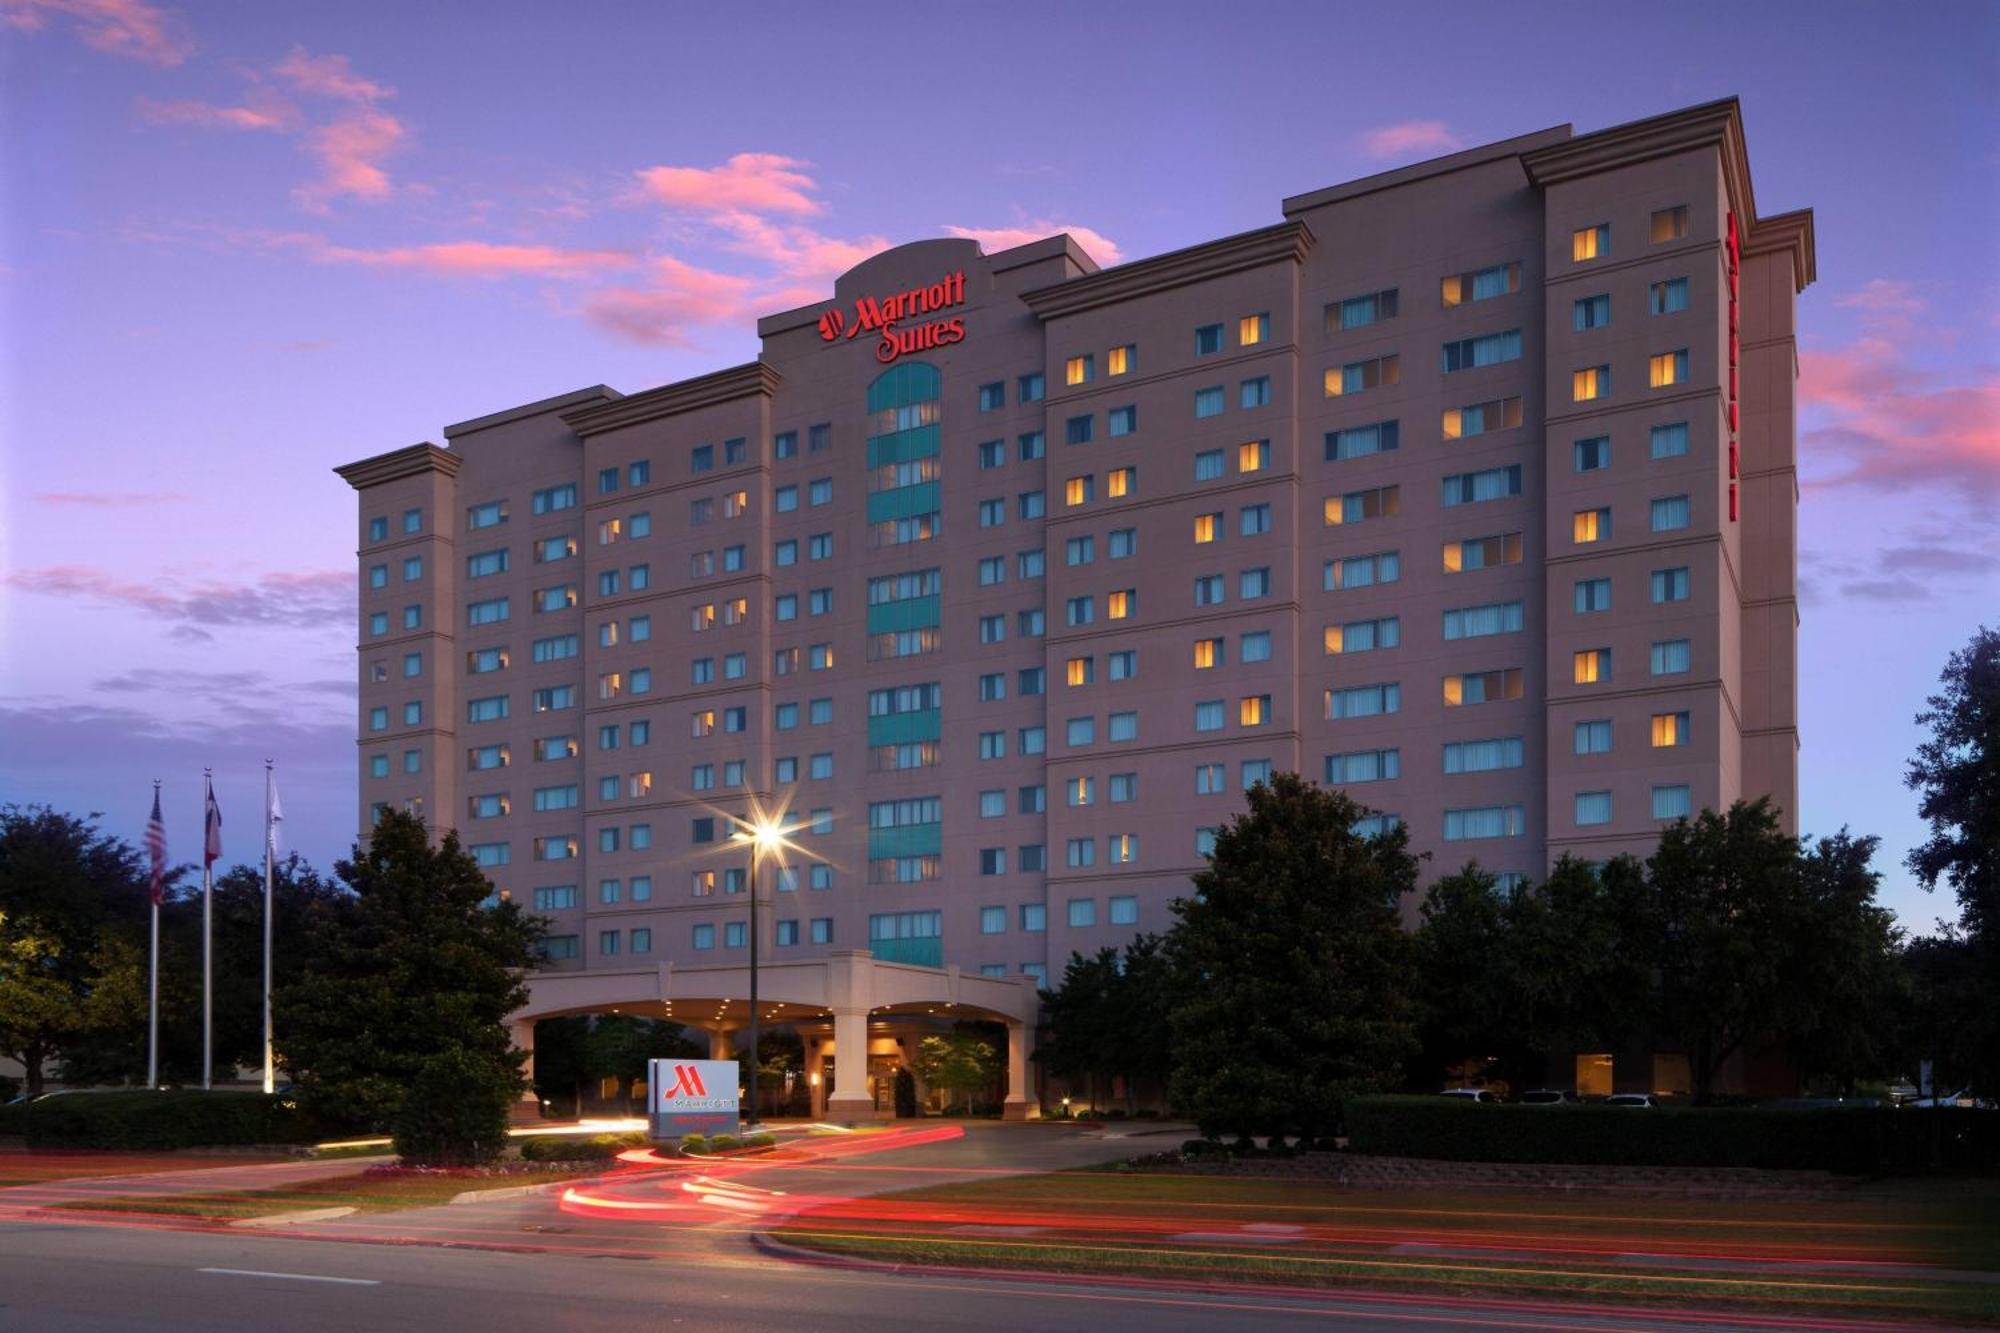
[1020,221,1315,322]
[1525,97,1757,227]
[1283,125,1572,214]
[443,385,621,440]
[1742,207,1817,293]
[334,442,459,490]
[560,361,781,436]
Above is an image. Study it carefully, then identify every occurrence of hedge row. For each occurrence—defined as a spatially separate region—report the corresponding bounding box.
[1345,1096,1999,1175]
[21,1091,318,1150]
[0,1103,24,1137]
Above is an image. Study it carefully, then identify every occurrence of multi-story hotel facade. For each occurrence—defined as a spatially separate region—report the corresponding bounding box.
[339,98,1812,1112]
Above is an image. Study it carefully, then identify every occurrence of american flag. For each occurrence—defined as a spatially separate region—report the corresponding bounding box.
[145,785,167,907]
[203,778,223,868]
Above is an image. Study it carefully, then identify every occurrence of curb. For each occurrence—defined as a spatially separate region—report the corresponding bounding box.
[448,1183,559,1205]
[750,1231,912,1273]
[230,1206,356,1227]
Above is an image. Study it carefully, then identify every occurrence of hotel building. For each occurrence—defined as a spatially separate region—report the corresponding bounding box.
[339,98,1812,1112]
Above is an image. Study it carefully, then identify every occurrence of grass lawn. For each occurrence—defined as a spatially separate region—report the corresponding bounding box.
[52,1164,615,1222]
[0,1149,295,1188]
[771,1169,2000,1325]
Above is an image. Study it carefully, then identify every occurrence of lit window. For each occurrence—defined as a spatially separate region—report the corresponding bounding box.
[1107,344,1135,376]
[1106,589,1133,620]
[1649,205,1689,244]
[1572,223,1610,261]
[1065,475,1092,507]
[1193,637,1221,669]
[1066,354,1094,386]
[1106,466,1134,498]
[1651,712,1691,748]
[1573,649,1611,684]
[1237,440,1269,472]
[1572,365,1611,401]
[1649,349,1689,388]
[1239,695,1269,727]
[1441,261,1521,307]
[1066,656,1092,687]
[1573,507,1610,544]
[1239,312,1268,345]
[1193,512,1219,544]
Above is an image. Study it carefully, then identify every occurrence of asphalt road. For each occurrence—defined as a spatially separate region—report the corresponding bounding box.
[1,1216,1894,1332]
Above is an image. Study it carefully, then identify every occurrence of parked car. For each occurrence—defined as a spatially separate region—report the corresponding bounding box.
[1603,1093,1659,1108]
[1439,1088,1500,1103]
[1517,1089,1580,1106]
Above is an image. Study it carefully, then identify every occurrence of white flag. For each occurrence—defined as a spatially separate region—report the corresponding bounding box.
[267,780,284,856]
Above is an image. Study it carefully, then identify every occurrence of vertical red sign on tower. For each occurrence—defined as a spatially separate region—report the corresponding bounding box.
[1726,213,1741,523]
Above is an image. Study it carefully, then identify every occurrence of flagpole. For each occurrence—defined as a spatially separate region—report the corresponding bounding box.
[263,761,275,1095]
[202,769,213,1092]
[147,780,161,1091]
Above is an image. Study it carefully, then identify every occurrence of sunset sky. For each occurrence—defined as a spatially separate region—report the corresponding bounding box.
[1,0,1993,932]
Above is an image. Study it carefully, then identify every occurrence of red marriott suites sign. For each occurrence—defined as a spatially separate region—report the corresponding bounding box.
[817,270,967,363]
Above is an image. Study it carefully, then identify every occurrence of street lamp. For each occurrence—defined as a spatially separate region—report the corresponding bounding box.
[729,809,790,1132]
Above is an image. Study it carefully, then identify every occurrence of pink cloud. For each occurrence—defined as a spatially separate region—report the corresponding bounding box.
[944,221,1125,267]
[1358,120,1463,160]
[273,46,392,102]
[137,96,294,132]
[292,110,406,212]
[635,153,820,216]
[1,0,190,66]
[34,490,191,507]
[309,239,636,279]
[581,257,759,345]
[716,210,892,286]
[4,565,351,627]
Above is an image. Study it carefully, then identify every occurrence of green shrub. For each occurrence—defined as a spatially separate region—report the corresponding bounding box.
[24,1090,313,1149]
[0,1102,25,1137]
[0,1075,19,1104]
[1180,1138,1229,1159]
[707,1133,739,1151]
[519,1132,646,1162]
[392,1048,517,1168]
[1345,1097,2000,1176]
[679,1133,708,1153]
[744,1132,777,1148]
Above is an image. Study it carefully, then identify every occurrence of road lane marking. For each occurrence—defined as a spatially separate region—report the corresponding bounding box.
[197,1267,380,1286]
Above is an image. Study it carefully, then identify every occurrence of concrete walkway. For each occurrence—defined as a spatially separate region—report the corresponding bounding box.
[0,1155,394,1213]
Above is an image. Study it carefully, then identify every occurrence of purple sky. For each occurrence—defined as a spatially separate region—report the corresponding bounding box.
[2,0,1994,932]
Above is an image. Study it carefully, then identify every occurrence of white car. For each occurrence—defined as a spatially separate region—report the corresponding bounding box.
[1603,1093,1659,1108]
[1439,1088,1500,1103]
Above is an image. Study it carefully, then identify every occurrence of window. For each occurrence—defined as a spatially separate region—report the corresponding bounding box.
[1575,791,1613,826]
[1107,710,1137,741]
[1324,615,1399,654]
[1325,354,1399,398]
[1652,784,1693,820]
[1330,287,1397,331]
[1194,699,1225,731]
[466,549,507,578]
[980,848,1007,876]
[1018,549,1044,579]
[810,918,832,945]
[1194,573,1225,606]
[536,536,575,563]
[1573,507,1611,544]
[1195,828,1217,856]
[1442,601,1523,640]
[1108,527,1136,559]
[1326,485,1399,527]
[1324,550,1399,590]
[775,485,799,513]
[1439,667,1523,708]
[1652,711,1691,748]
[1651,639,1692,675]
[1448,257,1526,306]
[1194,323,1223,355]
[977,439,1004,470]
[1239,567,1271,599]
[1572,223,1610,261]
[1066,776,1095,808]
[1649,349,1689,388]
[1194,386,1225,418]
[1066,415,1093,446]
[1574,578,1613,613]
[1239,376,1270,409]
[1442,464,1523,506]
[1651,495,1691,531]
[1651,567,1691,603]
[1193,449,1225,481]
[1651,421,1690,459]
[367,564,387,589]
[1325,420,1399,461]
[1018,372,1045,403]
[1020,725,1045,755]
[1574,719,1613,755]
[1108,404,1136,437]
[1649,205,1689,243]
[1444,805,1526,840]
[1106,466,1135,498]
[1066,891,1095,919]
[1237,439,1269,473]
[1065,595,1094,626]
[1573,294,1611,330]
[369,611,389,636]
[1066,716,1095,747]
[1573,649,1612,684]
[978,381,1006,411]
[1572,365,1611,401]
[773,430,797,460]
[1019,431,1044,461]
[1326,748,1400,783]
[1195,762,1226,795]
[1650,277,1690,315]
[1065,354,1094,386]
[1443,397,1522,439]
[531,483,577,515]
[1107,833,1139,865]
[979,555,1006,586]
[1326,682,1400,718]
[367,515,389,542]
[1441,329,1522,372]
[1442,737,1522,773]
[1066,656,1094,687]
[467,695,509,723]
[1020,666,1046,694]
[1018,491,1044,520]
[1240,631,1271,662]
[1574,436,1611,472]
[978,498,1004,528]
[467,500,506,530]
[1239,695,1270,726]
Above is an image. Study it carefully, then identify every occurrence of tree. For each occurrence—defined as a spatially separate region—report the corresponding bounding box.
[1636,799,1809,1101]
[273,810,542,1133]
[1036,947,1120,1109]
[1905,626,1999,942]
[595,1016,703,1111]
[0,913,144,1097]
[1776,833,1902,1094]
[1167,773,1419,1140]
[910,1025,1002,1112]
[1411,866,1513,1087]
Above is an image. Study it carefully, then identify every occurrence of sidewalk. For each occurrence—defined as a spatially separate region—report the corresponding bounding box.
[0,1153,393,1213]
